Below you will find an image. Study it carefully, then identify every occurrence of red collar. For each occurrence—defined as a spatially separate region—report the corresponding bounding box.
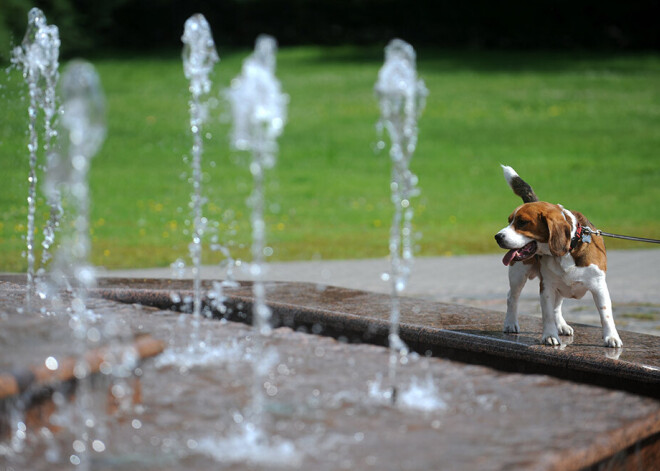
[570,223,583,250]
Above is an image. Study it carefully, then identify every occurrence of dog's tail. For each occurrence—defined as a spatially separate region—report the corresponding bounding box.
[501,165,539,203]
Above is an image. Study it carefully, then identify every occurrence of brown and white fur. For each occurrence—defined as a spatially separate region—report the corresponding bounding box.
[495,165,622,348]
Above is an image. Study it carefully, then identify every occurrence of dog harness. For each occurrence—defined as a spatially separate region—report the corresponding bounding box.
[570,223,592,250]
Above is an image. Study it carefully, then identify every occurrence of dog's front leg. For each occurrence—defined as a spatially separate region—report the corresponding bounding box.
[540,282,562,346]
[554,297,574,336]
[590,278,623,348]
[503,263,530,333]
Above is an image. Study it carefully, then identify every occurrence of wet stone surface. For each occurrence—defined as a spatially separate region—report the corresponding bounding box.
[92,278,660,396]
[0,282,145,371]
[1,279,660,470]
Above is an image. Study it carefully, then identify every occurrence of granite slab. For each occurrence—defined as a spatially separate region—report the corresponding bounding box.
[83,277,660,399]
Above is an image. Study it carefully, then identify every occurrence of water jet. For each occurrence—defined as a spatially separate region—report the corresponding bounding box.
[375,38,428,398]
[11,8,61,306]
[181,13,219,345]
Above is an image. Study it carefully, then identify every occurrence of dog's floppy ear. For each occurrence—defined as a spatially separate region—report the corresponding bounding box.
[543,208,571,256]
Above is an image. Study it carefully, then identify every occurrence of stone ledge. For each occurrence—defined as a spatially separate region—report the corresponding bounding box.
[93,277,660,398]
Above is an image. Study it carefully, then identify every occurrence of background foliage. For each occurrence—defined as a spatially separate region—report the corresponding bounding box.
[1,0,659,61]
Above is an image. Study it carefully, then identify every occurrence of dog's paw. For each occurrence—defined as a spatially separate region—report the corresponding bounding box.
[604,335,623,348]
[557,323,574,336]
[542,334,561,346]
[503,321,520,334]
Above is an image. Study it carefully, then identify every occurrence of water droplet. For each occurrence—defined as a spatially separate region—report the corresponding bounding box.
[73,363,87,379]
[92,440,105,452]
[232,411,244,424]
[266,384,278,396]
[99,361,112,375]
[45,356,58,370]
[72,440,85,453]
[111,384,126,399]
[86,327,100,343]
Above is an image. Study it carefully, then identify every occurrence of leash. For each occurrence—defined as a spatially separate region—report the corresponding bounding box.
[582,226,660,245]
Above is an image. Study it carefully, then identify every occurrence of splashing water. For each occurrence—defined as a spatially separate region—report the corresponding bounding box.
[43,60,107,470]
[45,60,105,314]
[182,14,218,98]
[227,35,287,336]
[369,373,446,412]
[227,33,287,430]
[196,425,302,468]
[181,13,219,343]
[375,39,428,393]
[35,17,62,277]
[210,242,240,286]
[156,336,245,373]
[11,8,61,305]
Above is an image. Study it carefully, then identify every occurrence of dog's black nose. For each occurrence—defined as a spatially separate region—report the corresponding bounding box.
[495,233,505,246]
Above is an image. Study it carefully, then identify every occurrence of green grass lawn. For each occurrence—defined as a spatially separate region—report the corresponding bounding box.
[1,47,659,271]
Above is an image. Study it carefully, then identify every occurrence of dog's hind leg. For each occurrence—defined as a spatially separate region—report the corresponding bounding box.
[503,262,532,333]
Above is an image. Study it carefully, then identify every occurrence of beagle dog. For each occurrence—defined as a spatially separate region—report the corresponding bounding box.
[495,165,622,348]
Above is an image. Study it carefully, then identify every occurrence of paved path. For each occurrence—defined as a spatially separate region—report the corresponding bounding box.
[103,249,660,335]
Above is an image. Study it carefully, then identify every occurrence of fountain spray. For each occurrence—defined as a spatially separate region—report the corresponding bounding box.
[181,14,219,342]
[45,61,105,315]
[45,60,106,470]
[227,34,287,425]
[11,8,61,305]
[375,39,427,399]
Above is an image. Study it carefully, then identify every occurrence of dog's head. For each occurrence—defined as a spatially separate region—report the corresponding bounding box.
[495,202,572,266]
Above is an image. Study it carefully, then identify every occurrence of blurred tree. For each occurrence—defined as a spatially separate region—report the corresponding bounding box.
[0,0,31,61]
[1,0,658,61]
[0,0,133,61]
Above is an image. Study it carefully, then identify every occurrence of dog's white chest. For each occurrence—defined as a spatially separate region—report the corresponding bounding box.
[542,256,592,300]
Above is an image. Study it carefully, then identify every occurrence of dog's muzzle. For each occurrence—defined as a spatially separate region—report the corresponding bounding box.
[495,232,507,248]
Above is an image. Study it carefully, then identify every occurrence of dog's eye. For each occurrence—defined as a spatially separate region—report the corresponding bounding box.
[515,219,529,229]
